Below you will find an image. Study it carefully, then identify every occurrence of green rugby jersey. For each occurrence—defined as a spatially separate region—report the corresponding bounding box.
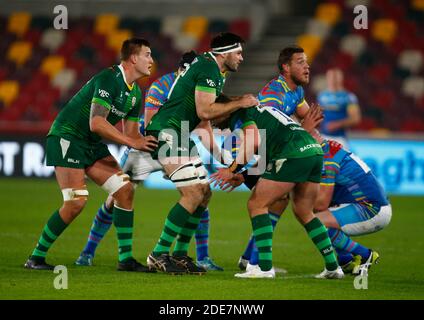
[147,52,225,133]
[48,65,142,144]
[230,105,323,160]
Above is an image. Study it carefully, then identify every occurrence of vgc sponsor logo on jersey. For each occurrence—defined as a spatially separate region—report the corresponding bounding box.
[206,79,216,87]
[98,89,110,98]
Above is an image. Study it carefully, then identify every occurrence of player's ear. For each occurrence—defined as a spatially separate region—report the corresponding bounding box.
[129,53,137,64]
[282,63,290,74]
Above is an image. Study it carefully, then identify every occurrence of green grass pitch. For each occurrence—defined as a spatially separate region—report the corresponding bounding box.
[1,178,423,300]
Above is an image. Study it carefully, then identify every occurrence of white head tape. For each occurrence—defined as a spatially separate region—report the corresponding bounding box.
[211,43,242,54]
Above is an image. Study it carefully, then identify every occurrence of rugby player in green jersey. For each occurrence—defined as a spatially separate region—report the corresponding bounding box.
[211,103,344,279]
[24,38,158,272]
[145,33,258,274]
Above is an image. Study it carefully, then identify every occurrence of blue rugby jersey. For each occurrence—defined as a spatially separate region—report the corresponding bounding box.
[140,72,177,135]
[317,90,358,137]
[321,140,389,216]
[257,74,306,116]
[223,74,307,158]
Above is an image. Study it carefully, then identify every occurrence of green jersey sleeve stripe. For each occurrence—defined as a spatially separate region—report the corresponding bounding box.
[126,116,140,122]
[241,120,256,129]
[92,97,111,110]
[195,86,216,94]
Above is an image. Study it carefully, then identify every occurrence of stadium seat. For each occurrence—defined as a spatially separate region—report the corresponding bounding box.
[7,12,31,37]
[183,16,208,41]
[345,0,371,8]
[229,19,250,41]
[7,41,32,66]
[297,34,322,62]
[107,29,132,54]
[402,76,424,99]
[412,0,424,10]
[40,55,66,80]
[306,19,331,39]
[30,16,51,31]
[94,14,120,36]
[398,50,423,74]
[140,17,161,33]
[372,90,395,110]
[208,19,229,34]
[52,68,77,94]
[340,34,366,57]
[161,16,184,38]
[315,3,341,26]
[40,28,66,52]
[369,64,392,83]
[0,80,20,106]
[24,29,42,45]
[371,19,397,44]
[174,33,198,52]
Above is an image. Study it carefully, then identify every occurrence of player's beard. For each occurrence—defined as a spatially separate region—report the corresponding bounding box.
[292,74,308,86]
[224,61,238,72]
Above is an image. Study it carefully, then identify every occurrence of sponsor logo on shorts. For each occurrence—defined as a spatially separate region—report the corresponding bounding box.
[275,159,287,173]
[67,158,80,164]
[300,143,321,152]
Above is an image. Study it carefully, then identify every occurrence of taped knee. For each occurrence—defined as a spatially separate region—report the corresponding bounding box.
[101,171,131,195]
[169,162,200,187]
[62,187,89,201]
[192,158,209,185]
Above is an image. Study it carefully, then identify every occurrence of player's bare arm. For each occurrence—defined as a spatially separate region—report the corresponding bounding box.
[193,120,224,162]
[123,119,158,152]
[89,103,152,149]
[326,104,361,132]
[211,124,259,187]
[144,107,160,128]
[195,90,258,121]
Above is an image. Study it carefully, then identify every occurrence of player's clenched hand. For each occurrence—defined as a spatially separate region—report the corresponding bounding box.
[131,135,158,152]
[302,103,323,133]
[220,173,245,192]
[238,94,259,109]
[210,168,235,189]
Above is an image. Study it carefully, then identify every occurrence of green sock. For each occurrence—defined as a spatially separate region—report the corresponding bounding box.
[251,214,273,271]
[304,217,339,271]
[152,203,191,257]
[30,210,68,261]
[113,206,134,263]
[173,206,205,257]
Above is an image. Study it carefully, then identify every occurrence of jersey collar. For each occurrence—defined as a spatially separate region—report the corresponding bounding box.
[206,52,226,76]
[276,74,292,93]
[118,64,134,91]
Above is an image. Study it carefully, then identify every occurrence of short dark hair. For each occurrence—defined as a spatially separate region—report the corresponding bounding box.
[278,46,304,72]
[121,38,150,61]
[210,32,244,51]
[178,50,197,69]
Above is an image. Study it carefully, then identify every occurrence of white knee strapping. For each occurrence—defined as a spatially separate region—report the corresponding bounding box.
[62,188,89,201]
[101,171,130,195]
[169,162,200,187]
[192,158,209,185]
